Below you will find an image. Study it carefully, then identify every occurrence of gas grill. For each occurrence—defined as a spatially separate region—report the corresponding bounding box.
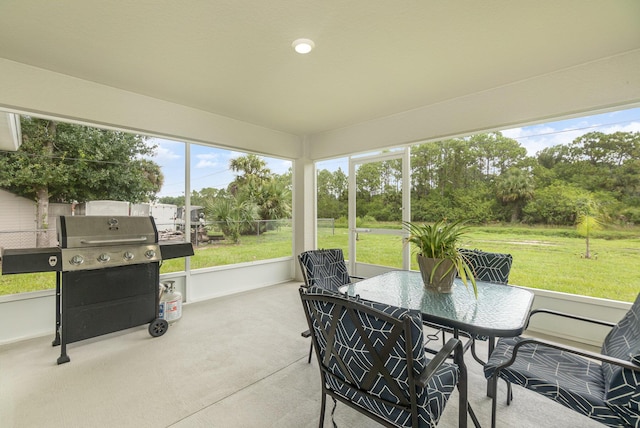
[1,215,194,364]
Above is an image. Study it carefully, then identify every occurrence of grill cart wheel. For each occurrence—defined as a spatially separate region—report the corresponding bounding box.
[149,318,169,337]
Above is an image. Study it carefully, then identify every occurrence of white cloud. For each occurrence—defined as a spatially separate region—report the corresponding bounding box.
[503,118,640,156]
[195,153,220,168]
[154,145,182,162]
[502,125,573,155]
[271,159,292,174]
[598,121,640,134]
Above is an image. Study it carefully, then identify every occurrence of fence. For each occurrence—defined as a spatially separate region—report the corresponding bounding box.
[0,229,57,250]
[317,218,337,241]
[191,219,293,246]
[1,218,325,251]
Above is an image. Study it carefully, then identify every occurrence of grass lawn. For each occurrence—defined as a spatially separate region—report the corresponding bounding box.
[318,225,640,303]
[1,225,639,302]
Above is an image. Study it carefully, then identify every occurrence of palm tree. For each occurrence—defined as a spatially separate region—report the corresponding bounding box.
[576,198,605,259]
[258,180,291,224]
[229,154,271,189]
[204,195,258,244]
[495,168,534,222]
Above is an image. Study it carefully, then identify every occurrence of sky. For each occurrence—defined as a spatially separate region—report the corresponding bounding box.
[150,106,640,198]
[501,107,640,156]
[149,140,292,199]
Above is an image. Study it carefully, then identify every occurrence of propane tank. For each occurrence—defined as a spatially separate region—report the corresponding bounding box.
[159,280,182,324]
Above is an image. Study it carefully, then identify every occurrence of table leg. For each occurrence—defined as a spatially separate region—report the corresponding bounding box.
[486,336,496,398]
[453,329,481,428]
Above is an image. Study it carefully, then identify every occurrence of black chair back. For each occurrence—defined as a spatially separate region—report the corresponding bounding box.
[459,249,513,284]
[298,249,351,291]
[300,286,461,427]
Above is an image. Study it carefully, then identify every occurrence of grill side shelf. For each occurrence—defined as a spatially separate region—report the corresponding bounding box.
[159,242,194,260]
[1,247,62,274]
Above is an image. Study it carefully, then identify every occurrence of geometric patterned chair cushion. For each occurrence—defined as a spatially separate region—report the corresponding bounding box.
[458,249,513,285]
[456,249,513,344]
[485,293,640,428]
[484,336,626,428]
[301,285,459,427]
[298,249,352,292]
[601,293,640,421]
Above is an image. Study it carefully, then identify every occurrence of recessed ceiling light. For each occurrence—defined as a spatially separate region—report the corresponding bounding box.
[292,38,315,54]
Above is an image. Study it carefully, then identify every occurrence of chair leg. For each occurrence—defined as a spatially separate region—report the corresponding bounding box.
[470,339,486,366]
[308,342,313,364]
[491,375,498,428]
[319,392,326,428]
[506,380,513,405]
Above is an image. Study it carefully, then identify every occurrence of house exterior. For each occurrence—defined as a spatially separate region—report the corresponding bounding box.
[0,189,36,250]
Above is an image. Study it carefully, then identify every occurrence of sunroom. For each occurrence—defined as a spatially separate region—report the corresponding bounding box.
[0,2,639,427]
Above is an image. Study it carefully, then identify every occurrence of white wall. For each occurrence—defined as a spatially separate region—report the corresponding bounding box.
[0,259,294,345]
[0,189,36,249]
[0,264,631,348]
[525,288,633,347]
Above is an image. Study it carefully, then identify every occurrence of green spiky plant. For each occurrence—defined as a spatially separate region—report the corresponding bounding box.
[403,219,477,297]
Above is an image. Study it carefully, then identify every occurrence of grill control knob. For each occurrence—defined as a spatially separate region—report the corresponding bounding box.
[97,253,111,263]
[145,250,156,259]
[70,255,84,266]
[123,251,135,261]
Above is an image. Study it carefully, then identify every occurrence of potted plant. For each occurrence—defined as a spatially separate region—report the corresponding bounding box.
[403,219,477,296]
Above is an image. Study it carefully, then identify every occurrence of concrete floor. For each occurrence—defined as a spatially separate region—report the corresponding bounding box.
[0,282,605,428]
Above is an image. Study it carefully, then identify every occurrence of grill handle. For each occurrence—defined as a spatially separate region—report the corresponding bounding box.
[80,237,149,245]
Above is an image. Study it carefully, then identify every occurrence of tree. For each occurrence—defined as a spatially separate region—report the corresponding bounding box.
[0,117,163,246]
[317,168,347,219]
[522,183,593,225]
[469,132,527,176]
[203,193,259,243]
[228,154,271,194]
[158,195,185,206]
[257,180,291,222]
[202,154,291,239]
[495,168,534,223]
[576,213,602,259]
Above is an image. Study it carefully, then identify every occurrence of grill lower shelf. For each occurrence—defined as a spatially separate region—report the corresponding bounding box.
[64,295,156,343]
[56,263,160,363]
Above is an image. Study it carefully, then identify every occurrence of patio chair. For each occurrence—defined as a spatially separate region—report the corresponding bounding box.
[298,249,364,362]
[458,249,512,285]
[455,249,514,365]
[484,293,640,428]
[299,285,467,428]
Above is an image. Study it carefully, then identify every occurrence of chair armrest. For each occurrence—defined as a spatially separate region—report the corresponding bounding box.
[527,308,617,329]
[495,337,640,373]
[417,337,462,388]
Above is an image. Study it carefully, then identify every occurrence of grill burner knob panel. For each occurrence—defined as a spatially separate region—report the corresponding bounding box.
[70,255,84,266]
[60,244,161,271]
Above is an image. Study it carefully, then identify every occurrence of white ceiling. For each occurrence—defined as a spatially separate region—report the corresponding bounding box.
[0,1,639,137]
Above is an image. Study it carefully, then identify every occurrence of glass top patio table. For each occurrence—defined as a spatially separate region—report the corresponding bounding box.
[340,270,534,337]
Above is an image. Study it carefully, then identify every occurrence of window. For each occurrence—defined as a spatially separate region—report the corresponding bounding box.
[0,116,293,295]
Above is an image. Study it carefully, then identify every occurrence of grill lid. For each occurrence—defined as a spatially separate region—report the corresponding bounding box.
[57,216,158,248]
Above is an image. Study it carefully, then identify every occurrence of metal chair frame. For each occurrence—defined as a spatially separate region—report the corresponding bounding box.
[300,287,468,428]
[486,305,640,428]
[298,249,364,363]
